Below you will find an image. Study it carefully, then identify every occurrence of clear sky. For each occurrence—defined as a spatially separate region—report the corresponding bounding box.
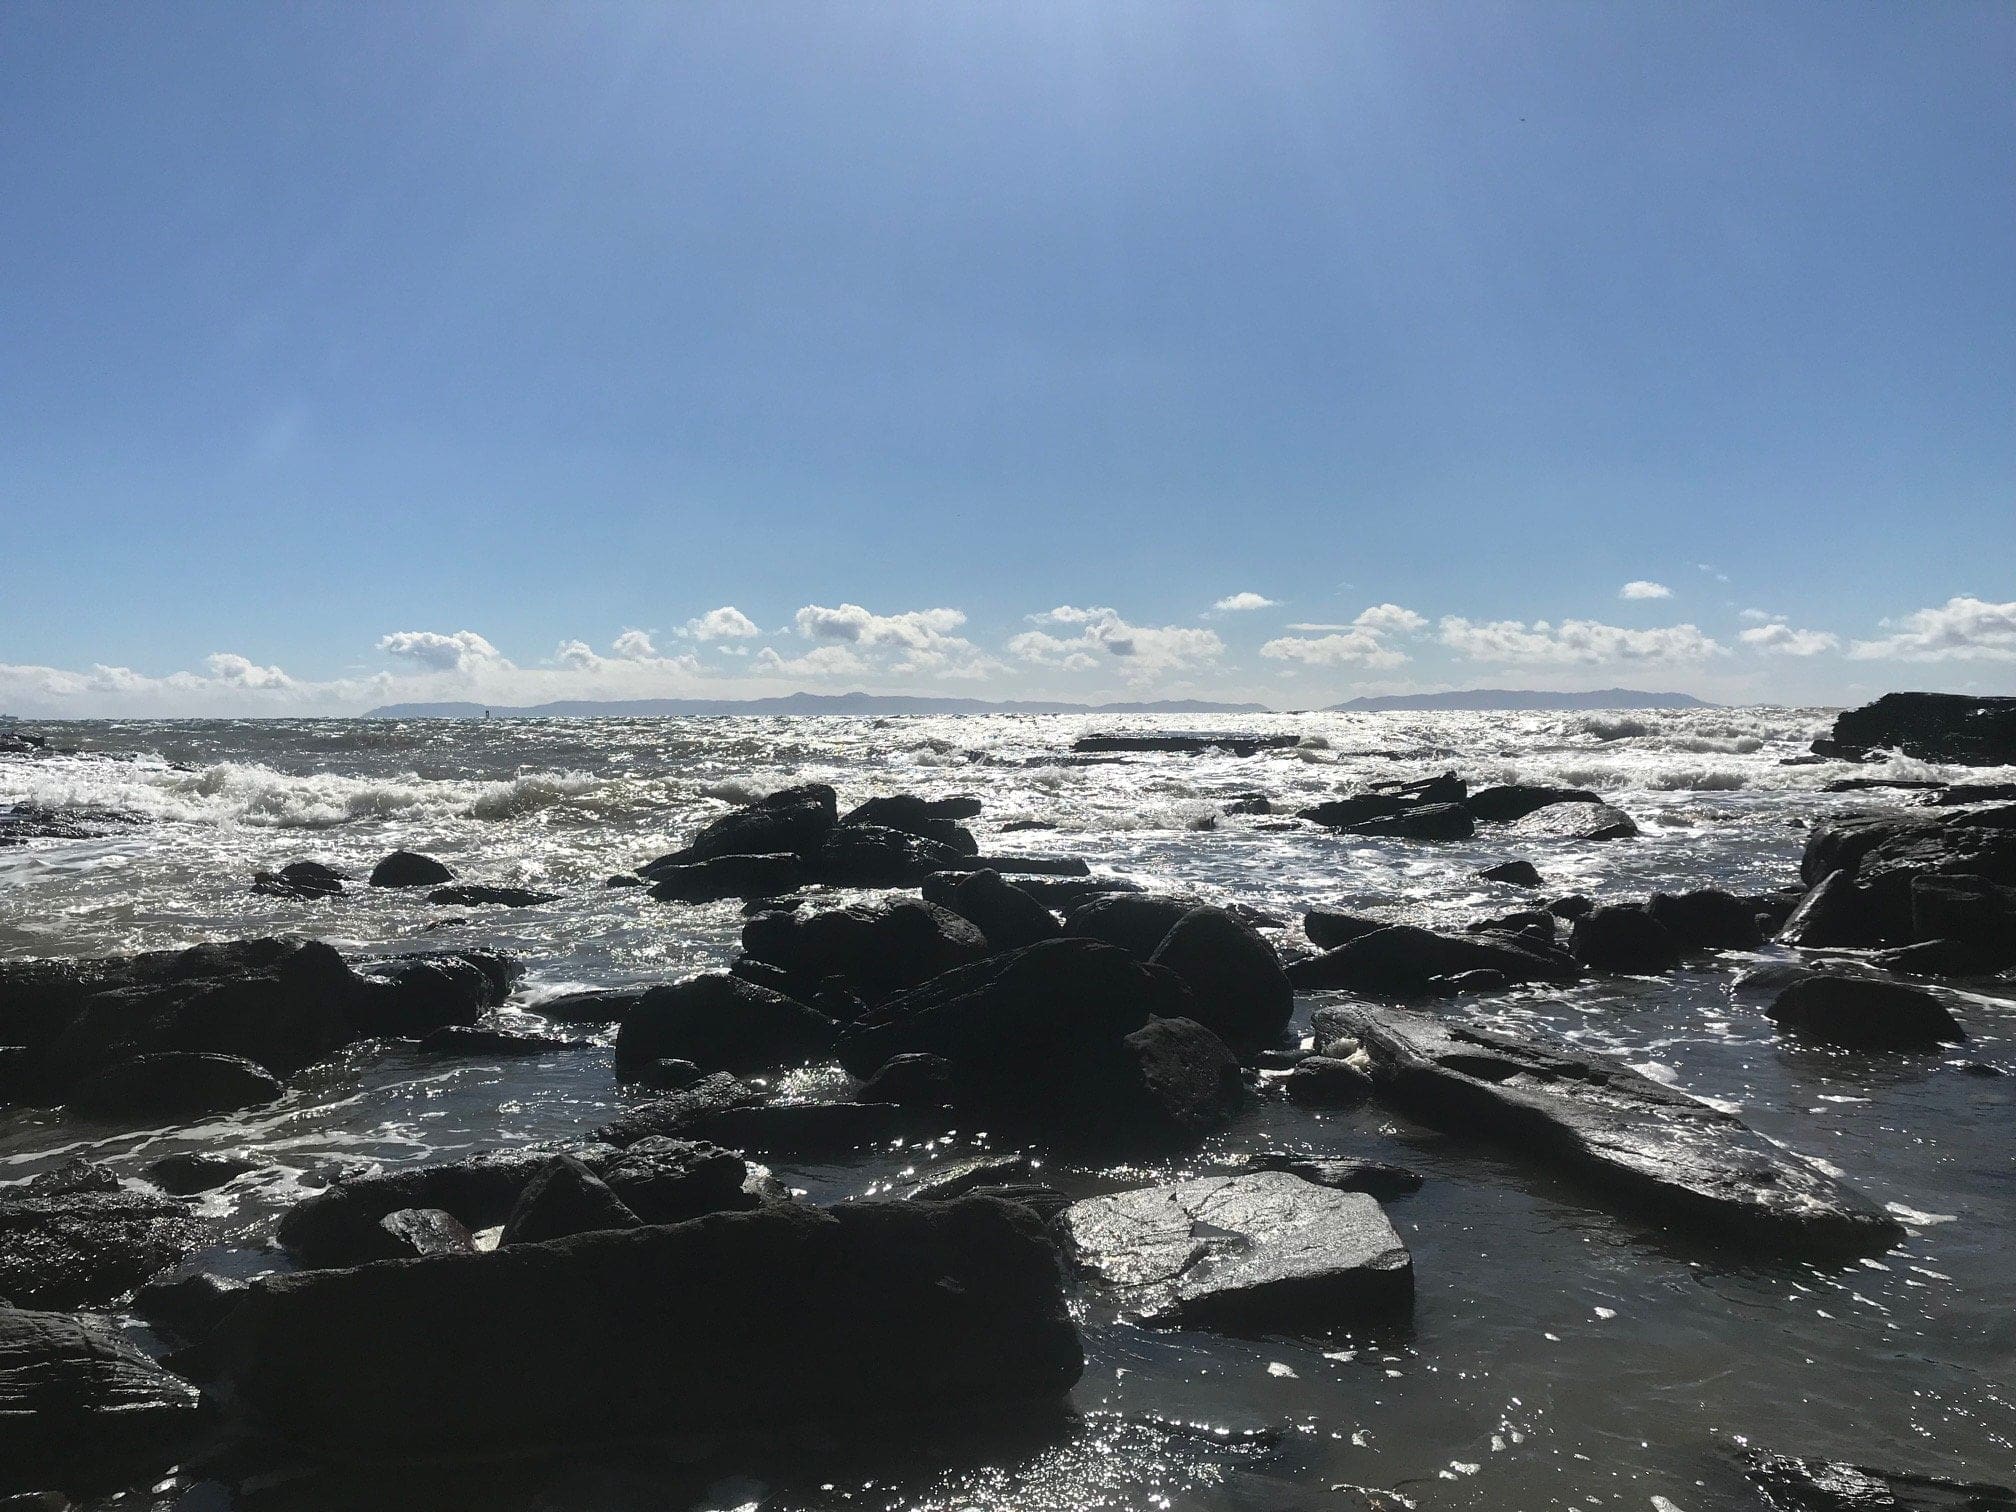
[2,2,2011,715]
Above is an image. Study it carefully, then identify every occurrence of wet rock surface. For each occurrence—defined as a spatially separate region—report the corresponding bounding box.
[0,1306,202,1474]
[1743,1451,2016,1510]
[0,1175,195,1309]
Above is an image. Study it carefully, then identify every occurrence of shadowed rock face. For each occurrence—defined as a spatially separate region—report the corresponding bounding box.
[206,1197,1083,1454]
[1065,1171,1413,1331]
[1312,1006,1902,1258]
[1817,692,2016,766]
[0,1305,203,1475]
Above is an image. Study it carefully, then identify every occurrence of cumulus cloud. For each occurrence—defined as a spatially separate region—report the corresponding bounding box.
[753,644,869,680]
[1619,580,1673,601]
[1439,616,1723,664]
[682,607,760,641]
[611,629,660,658]
[786,602,995,677]
[1848,596,2016,663]
[1259,603,1427,669]
[204,653,294,689]
[376,630,503,673]
[1007,606,1224,682]
[1739,608,1777,623]
[1212,592,1277,612]
[1741,622,1840,657]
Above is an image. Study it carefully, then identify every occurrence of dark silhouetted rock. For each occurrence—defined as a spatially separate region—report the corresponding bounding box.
[133,1270,249,1341]
[378,1207,478,1257]
[0,1305,202,1475]
[425,885,559,909]
[414,1025,571,1057]
[0,1182,194,1308]
[145,1152,260,1196]
[66,1051,282,1120]
[1801,805,2016,891]
[1298,793,1409,828]
[346,951,503,1039]
[1548,893,1593,920]
[1742,1449,2015,1510]
[1872,938,2016,977]
[904,1153,1040,1202]
[1777,871,1900,949]
[594,1138,763,1224]
[1315,1004,1902,1256]
[1479,860,1543,887]
[647,853,805,903]
[1066,1171,1412,1330]
[641,784,838,876]
[597,1071,766,1148]
[1570,904,1683,975]
[1817,692,2016,766]
[613,973,837,1078]
[1342,802,1474,841]
[1119,1016,1247,1141]
[533,986,650,1025]
[1064,893,1203,957]
[1303,909,1390,950]
[933,853,1092,877]
[1767,975,1965,1050]
[991,875,1145,911]
[1147,906,1294,1045]
[627,1056,704,1090]
[1223,794,1272,815]
[208,1197,1083,1453]
[251,861,347,900]
[1504,800,1638,841]
[1647,888,1765,951]
[840,795,979,854]
[741,900,988,1004]
[813,822,965,887]
[1909,873,2016,946]
[1240,1152,1424,1200]
[856,1052,956,1108]
[1284,1055,1376,1105]
[1287,924,1580,997]
[368,851,454,887]
[500,1156,642,1245]
[1466,785,1603,823]
[934,869,1060,952]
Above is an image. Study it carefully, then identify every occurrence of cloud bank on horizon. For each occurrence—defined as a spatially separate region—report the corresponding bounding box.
[4,594,2011,718]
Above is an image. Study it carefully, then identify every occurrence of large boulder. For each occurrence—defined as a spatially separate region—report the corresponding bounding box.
[0,1306,202,1475]
[1302,909,1391,951]
[741,900,988,1004]
[206,1198,1083,1453]
[65,1051,282,1120]
[368,850,454,887]
[1570,904,1683,975]
[1064,894,1202,958]
[612,973,838,1078]
[813,823,965,887]
[1766,975,1966,1050]
[1146,906,1294,1045]
[1909,873,2016,947]
[646,852,805,903]
[1286,924,1580,996]
[1503,800,1639,841]
[1647,888,1766,951]
[1777,871,1902,949]
[1466,785,1603,823]
[1801,807,2016,890]
[0,1176,194,1308]
[840,795,980,854]
[345,950,511,1039]
[642,784,838,874]
[1315,1005,1902,1256]
[1065,1171,1412,1331]
[1118,1016,1248,1140]
[933,869,1061,952]
[1816,691,2016,765]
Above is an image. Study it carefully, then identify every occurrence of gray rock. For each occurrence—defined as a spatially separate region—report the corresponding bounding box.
[378,1207,478,1257]
[1065,1171,1412,1330]
[1503,801,1639,841]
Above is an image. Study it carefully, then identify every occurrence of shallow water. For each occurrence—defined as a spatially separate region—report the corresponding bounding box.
[2,710,2011,1510]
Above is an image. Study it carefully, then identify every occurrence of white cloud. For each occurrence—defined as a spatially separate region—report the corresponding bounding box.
[1439,617,1724,664]
[786,601,996,677]
[1739,608,1776,623]
[753,644,869,680]
[682,607,761,642]
[1740,623,1839,656]
[1848,596,2016,662]
[1695,563,1730,583]
[612,629,660,658]
[554,639,602,670]
[1212,592,1277,612]
[1258,603,1426,669]
[1619,580,1673,601]
[376,630,503,673]
[1008,605,1224,681]
[203,652,294,689]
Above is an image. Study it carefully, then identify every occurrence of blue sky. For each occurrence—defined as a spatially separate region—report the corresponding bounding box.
[2,2,2010,714]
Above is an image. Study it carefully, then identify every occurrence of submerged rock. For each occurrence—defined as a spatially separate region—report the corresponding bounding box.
[424,885,560,909]
[1766,975,1966,1050]
[1073,733,1299,756]
[1742,1450,2016,1510]
[0,1305,202,1475]
[206,1197,1083,1453]
[1314,1005,1902,1256]
[1065,1171,1412,1331]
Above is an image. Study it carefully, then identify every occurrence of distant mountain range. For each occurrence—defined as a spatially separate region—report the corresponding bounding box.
[1327,688,1713,712]
[363,693,1274,718]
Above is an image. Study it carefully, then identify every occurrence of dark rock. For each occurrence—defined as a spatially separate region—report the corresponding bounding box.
[1000,818,1056,832]
[133,1271,250,1341]
[1118,1016,1247,1141]
[1817,691,2016,766]
[1777,871,1900,949]
[904,1154,1041,1202]
[598,1071,766,1148]
[813,822,965,887]
[1647,889,1766,951]
[1298,794,1409,828]
[1073,733,1299,756]
[856,1052,957,1108]
[21,1160,117,1197]
[206,1197,1082,1453]
[145,1152,260,1196]
[414,1024,571,1057]
[741,900,988,1004]
[1240,1152,1424,1200]
[647,852,805,903]
[628,1056,704,1090]
[1341,802,1475,841]
[1315,1004,1902,1256]
[1287,924,1581,996]
[346,951,502,1038]
[1223,794,1272,816]
[933,869,1061,952]
[673,1101,913,1158]
[1932,781,2016,806]
[1439,968,1512,993]
[613,972,837,1078]
[594,1138,762,1224]
[1467,909,1556,943]
[932,853,1092,877]
[1548,893,1594,920]
[840,795,980,854]
[604,873,646,888]
[1064,892,1205,956]
[984,875,1145,911]
[1147,906,1294,1045]
[67,1051,282,1120]
[1370,771,1466,804]
[1479,860,1543,887]
[500,1156,643,1245]
[1872,938,2016,977]
[1801,806,2016,890]
[368,850,455,887]
[743,894,806,915]
[424,885,559,909]
[251,861,347,900]
[533,986,649,1025]
[640,784,838,875]
[1504,800,1639,841]
[1065,1171,1412,1330]
[1303,909,1391,950]
[1767,975,1965,1049]
[1910,873,2016,946]
[0,1305,202,1475]
[1570,904,1683,975]
[1742,1449,2015,1510]
[378,1207,478,1257]
[0,1183,194,1308]
[1466,785,1603,823]
[1284,1055,1376,1105]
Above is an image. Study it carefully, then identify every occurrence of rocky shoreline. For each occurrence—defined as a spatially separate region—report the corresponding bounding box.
[1,694,2012,1508]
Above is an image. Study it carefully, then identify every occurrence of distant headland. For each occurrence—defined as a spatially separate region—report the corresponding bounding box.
[1327,688,1714,712]
[362,693,1275,718]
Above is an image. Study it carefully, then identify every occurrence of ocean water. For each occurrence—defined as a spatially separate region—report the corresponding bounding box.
[1,709,2010,1511]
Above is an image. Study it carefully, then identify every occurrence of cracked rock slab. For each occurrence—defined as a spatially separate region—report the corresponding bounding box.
[1064,1170,1412,1331]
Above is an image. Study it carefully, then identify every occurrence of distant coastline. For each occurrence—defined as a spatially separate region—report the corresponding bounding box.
[1327,688,1713,712]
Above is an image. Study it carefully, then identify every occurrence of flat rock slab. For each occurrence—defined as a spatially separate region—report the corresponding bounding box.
[1503,800,1639,840]
[1065,1171,1413,1332]
[0,1305,202,1474]
[1315,1006,1902,1257]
